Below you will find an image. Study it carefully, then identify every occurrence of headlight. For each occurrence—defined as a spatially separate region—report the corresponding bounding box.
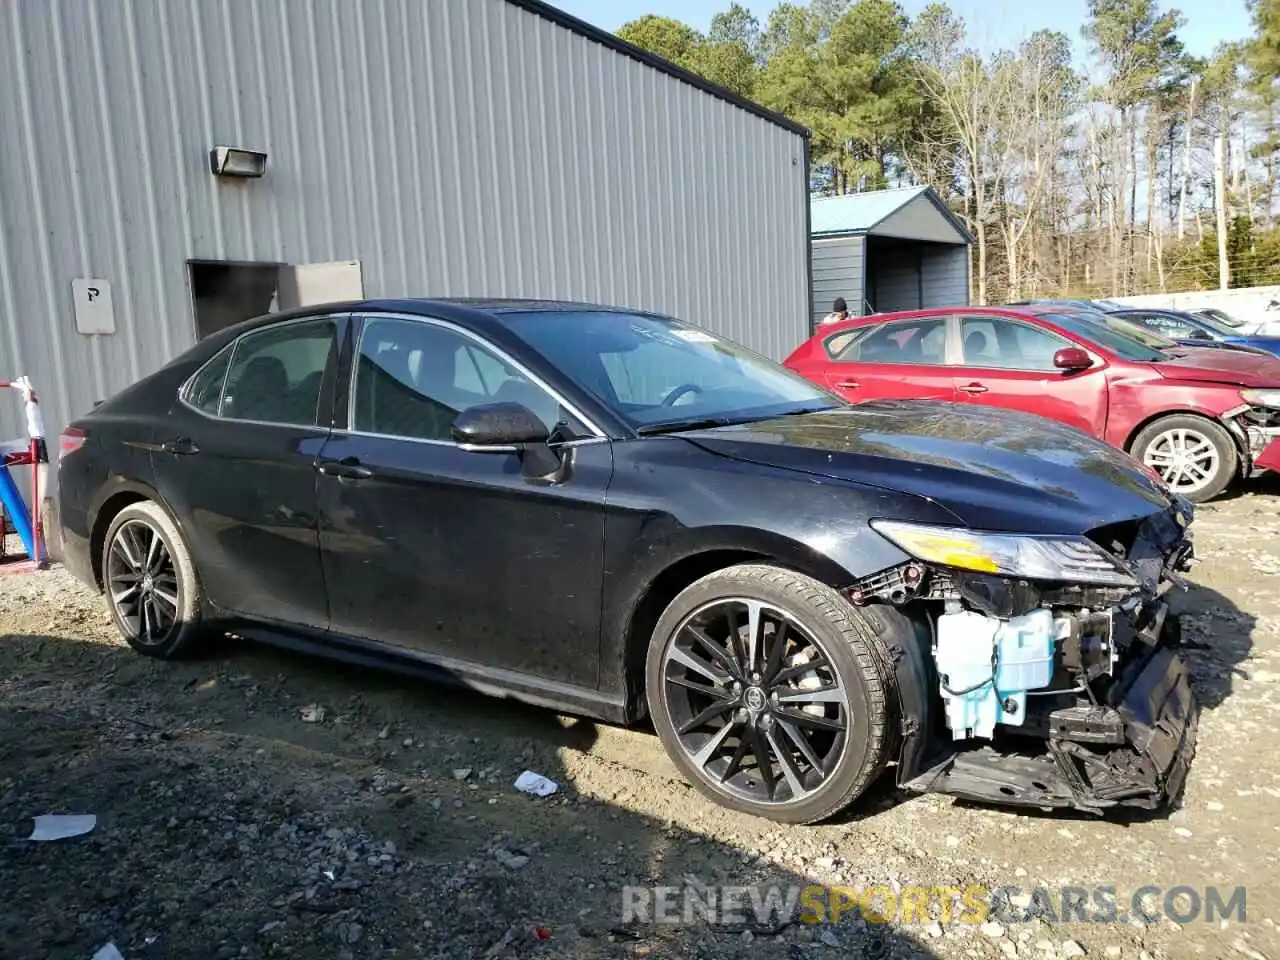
[1241,388,1280,409]
[870,520,1138,587]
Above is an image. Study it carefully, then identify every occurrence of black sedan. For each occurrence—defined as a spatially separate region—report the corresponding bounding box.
[58,299,1198,822]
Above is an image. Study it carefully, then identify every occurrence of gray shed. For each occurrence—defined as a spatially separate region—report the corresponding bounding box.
[0,0,810,477]
[809,186,973,327]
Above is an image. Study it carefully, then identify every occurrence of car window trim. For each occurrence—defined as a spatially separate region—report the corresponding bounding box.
[345,311,608,447]
[955,313,1072,372]
[822,325,868,360]
[177,312,348,430]
[830,317,951,366]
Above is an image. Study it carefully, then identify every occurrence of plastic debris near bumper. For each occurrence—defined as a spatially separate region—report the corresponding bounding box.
[900,626,1199,814]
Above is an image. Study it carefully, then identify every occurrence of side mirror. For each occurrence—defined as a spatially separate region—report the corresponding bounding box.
[451,401,549,448]
[1053,347,1092,372]
[1187,328,1212,339]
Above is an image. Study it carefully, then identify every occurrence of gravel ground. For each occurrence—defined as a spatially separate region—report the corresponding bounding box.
[1,485,1279,960]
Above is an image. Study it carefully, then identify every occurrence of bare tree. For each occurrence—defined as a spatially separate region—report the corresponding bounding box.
[908,9,1019,303]
[1214,130,1232,288]
[992,33,1078,300]
[1177,76,1197,239]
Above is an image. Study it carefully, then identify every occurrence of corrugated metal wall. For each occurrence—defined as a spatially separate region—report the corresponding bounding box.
[866,243,921,314]
[810,236,864,325]
[921,247,968,308]
[865,241,969,314]
[0,0,808,464]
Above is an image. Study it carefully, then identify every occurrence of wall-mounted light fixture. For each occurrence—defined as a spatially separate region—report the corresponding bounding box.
[209,146,267,179]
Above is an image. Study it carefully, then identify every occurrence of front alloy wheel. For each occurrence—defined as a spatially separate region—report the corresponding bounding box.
[646,564,892,823]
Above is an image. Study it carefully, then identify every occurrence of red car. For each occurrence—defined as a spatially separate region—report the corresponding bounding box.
[784,304,1280,501]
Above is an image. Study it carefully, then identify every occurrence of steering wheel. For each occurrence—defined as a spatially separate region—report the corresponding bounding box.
[661,383,704,407]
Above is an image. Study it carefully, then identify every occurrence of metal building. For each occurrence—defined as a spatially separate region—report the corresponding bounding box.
[809,186,972,326]
[0,0,810,467]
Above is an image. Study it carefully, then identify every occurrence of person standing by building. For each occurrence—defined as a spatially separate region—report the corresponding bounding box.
[821,297,850,325]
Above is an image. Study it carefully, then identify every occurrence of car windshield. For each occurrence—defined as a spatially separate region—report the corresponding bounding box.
[1187,312,1241,337]
[501,310,840,431]
[1199,307,1244,327]
[1039,312,1168,362]
[1100,313,1180,348]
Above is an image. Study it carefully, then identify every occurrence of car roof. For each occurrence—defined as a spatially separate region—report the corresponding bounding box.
[198,297,653,348]
[814,304,1047,334]
[356,297,641,317]
[1112,305,1199,318]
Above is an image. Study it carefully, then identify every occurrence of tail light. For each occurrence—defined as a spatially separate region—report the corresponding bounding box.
[59,426,86,457]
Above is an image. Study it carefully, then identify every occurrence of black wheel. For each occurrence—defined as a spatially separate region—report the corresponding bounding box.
[645,563,892,824]
[1131,414,1237,502]
[101,500,205,659]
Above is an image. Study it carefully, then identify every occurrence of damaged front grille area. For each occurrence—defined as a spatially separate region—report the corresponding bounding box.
[850,503,1199,813]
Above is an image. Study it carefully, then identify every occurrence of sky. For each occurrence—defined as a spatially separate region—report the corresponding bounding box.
[550,0,1254,69]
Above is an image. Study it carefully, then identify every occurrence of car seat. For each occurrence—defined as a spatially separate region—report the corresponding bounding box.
[964,329,994,365]
[229,356,288,420]
[861,338,901,362]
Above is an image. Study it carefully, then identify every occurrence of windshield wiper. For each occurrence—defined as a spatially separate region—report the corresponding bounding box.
[637,416,739,435]
[774,404,838,417]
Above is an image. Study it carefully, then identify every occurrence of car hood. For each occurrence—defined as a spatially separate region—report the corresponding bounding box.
[682,402,1174,535]
[1153,348,1280,385]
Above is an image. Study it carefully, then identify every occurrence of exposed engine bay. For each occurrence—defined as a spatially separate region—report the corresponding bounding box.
[1227,401,1280,475]
[846,499,1199,814]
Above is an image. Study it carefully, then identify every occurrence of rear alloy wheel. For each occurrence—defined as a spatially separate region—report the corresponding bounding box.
[102,501,205,659]
[646,564,892,824]
[1132,414,1237,502]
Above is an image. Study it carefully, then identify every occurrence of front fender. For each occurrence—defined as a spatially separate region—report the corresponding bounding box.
[596,436,959,714]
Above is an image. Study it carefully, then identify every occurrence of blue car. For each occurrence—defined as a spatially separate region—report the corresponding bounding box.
[1007,299,1273,356]
[1109,306,1280,358]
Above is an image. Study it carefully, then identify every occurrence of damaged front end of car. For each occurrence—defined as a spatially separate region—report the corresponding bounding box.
[845,498,1199,814]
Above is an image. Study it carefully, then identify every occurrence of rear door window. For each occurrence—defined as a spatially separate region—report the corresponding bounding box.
[826,318,948,364]
[186,318,337,426]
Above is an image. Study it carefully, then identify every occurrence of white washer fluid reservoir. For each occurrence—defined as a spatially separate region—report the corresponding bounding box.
[934,607,1056,740]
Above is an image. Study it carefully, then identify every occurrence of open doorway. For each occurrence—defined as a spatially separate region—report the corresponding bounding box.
[188,259,364,340]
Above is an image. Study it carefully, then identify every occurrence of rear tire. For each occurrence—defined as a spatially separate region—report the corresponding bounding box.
[101,500,205,659]
[645,563,893,824]
[1131,414,1237,502]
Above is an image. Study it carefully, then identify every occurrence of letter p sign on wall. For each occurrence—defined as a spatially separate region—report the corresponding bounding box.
[72,278,115,335]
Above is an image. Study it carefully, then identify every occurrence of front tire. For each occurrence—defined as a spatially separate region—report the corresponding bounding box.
[645,563,892,824]
[101,501,205,659]
[1131,414,1237,502]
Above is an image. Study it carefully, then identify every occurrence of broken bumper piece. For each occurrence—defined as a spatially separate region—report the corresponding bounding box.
[902,629,1198,813]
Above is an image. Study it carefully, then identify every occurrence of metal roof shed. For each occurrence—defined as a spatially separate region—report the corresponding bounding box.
[809,186,972,326]
[0,0,811,484]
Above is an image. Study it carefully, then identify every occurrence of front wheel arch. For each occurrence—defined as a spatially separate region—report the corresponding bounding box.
[1122,406,1240,457]
[1128,413,1239,501]
[619,533,865,721]
[644,562,895,823]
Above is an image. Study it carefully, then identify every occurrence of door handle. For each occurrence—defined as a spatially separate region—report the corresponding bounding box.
[161,437,200,455]
[835,379,860,389]
[317,457,374,480]
[958,383,989,395]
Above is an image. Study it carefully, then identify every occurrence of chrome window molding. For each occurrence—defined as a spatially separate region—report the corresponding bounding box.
[327,426,608,453]
[345,311,608,446]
